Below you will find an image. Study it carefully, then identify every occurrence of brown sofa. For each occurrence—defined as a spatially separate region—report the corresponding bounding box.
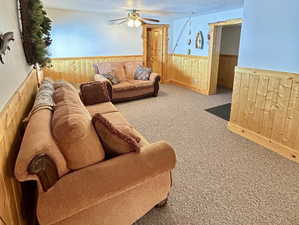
[94,61,160,103]
[14,80,176,225]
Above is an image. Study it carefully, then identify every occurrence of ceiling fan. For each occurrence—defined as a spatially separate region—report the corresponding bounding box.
[109,9,160,28]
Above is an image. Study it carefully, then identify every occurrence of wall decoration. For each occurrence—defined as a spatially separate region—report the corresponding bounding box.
[195,31,204,49]
[187,17,192,55]
[0,32,14,64]
[18,0,52,67]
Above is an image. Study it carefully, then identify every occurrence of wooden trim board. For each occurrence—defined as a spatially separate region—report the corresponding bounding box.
[166,79,209,95]
[228,122,299,163]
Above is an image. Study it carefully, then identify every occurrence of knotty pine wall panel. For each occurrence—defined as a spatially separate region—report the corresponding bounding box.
[0,69,38,225]
[167,54,209,95]
[228,67,299,163]
[44,55,143,84]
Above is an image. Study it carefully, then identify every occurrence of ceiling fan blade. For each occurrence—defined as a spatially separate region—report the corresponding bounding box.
[109,17,128,22]
[141,17,160,23]
[138,19,150,25]
[140,9,191,16]
[116,19,128,25]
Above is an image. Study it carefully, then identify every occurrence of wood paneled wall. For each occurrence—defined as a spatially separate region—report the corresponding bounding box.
[228,67,299,163]
[0,69,38,225]
[217,55,238,89]
[166,54,209,95]
[44,55,143,84]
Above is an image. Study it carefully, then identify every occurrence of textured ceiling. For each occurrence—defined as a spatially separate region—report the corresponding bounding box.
[42,0,244,18]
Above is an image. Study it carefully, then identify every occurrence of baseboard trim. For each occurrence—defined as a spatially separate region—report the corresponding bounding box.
[165,79,209,95]
[227,122,299,164]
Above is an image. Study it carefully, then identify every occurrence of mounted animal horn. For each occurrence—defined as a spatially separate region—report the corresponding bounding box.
[0,32,15,64]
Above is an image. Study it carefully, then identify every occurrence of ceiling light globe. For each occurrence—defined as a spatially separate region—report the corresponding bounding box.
[134,19,142,27]
[128,19,134,27]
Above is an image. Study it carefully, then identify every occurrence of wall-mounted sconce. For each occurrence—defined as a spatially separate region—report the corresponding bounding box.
[0,32,15,64]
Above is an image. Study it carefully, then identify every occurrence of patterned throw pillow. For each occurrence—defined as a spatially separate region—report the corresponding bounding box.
[134,65,152,81]
[25,78,55,122]
[101,73,120,85]
[92,113,140,157]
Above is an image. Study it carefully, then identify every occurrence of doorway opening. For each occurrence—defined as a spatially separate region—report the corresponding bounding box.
[217,24,242,93]
[207,19,242,95]
[142,24,169,82]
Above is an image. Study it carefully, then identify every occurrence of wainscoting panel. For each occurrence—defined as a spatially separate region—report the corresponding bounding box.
[166,54,209,95]
[0,69,38,225]
[217,55,238,89]
[44,55,143,84]
[228,67,299,163]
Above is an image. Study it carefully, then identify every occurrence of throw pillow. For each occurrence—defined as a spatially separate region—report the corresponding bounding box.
[52,90,105,169]
[80,81,111,106]
[53,86,83,106]
[134,65,152,81]
[24,78,55,122]
[53,80,77,91]
[101,73,120,85]
[92,113,140,157]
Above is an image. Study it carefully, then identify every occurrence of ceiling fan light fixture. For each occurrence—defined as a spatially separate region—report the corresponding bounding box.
[127,18,141,28]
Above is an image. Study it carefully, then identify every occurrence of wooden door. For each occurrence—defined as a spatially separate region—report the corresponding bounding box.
[147,27,163,75]
[143,25,168,82]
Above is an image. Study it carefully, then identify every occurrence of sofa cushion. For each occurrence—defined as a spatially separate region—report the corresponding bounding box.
[124,62,143,80]
[112,86,155,101]
[128,80,154,88]
[101,73,120,85]
[52,88,105,169]
[80,81,111,106]
[94,62,127,81]
[92,113,140,156]
[54,80,77,92]
[134,65,152,81]
[53,87,82,106]
[15,109,70,183]
[112,82,136,92]
[101,111,130,126]
[86,102,118,117]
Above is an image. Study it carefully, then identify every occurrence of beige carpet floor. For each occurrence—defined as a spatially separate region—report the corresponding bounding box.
[116,84,299,225]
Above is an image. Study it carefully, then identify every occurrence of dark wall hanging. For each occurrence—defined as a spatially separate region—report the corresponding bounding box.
[0,32,15,64]
[18,0,52,67]
[195,31,204,49]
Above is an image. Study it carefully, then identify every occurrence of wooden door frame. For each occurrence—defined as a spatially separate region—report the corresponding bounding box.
[207,18,243,95]
[142,24,169,82]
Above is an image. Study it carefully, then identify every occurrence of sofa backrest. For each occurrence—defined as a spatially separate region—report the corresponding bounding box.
[93,61,143,81]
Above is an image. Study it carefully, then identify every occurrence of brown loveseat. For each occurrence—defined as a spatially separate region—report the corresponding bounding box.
[94,61,160,103]
[14,79,176,225]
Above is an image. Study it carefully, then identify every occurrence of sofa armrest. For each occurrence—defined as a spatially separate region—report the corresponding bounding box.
[149,72,160,82]
[80,81,111,106]
[39,141,176,222]
[94,74,113,99]
[94,74,112,85]
[149,73,160,97]
[28,154,59,192]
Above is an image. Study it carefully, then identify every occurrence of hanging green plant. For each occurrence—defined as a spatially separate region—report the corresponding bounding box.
[19,0,52,67]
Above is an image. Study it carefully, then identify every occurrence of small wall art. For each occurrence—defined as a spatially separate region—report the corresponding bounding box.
[195,31,204,49]
[0,32,14,64]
